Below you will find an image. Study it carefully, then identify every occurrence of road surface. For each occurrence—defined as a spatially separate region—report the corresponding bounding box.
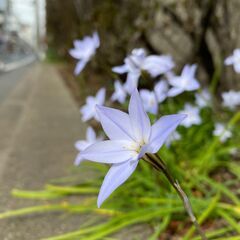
[0,65,31,104]
[0,63,88,239]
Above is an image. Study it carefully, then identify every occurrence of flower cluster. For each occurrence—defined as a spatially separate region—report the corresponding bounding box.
[70,32,238,207]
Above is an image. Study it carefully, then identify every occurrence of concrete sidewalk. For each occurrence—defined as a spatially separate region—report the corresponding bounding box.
[0,63,88,239]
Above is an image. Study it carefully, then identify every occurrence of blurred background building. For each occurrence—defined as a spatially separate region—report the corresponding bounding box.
[0,0,46,71]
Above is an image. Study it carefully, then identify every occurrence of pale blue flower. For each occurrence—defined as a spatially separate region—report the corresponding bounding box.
[113,48,145,94]
[69,32,100,75]
[213,123,232,143]
[79,89,186,207]
[74,127,103,165]
[178,103,201,128]
[112,48,175,94]
[112,48,146,76]
[154,80,169,103]
[143,55,175,77]
[111,80,127,104]
[140,89,158,114]
[224,49,240,73]
[80,88,106,122]
[139,80,169,114]
[222,90,240,110]
[168,64,200,97]
[195,89,211,108]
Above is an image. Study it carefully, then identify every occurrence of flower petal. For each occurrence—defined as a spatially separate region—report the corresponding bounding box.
[112,64,128,74]
[167,87,183,97]
[93,31,100,48]
[80,140,137,164]
[129,89,151,143]
[96,105,134,141]
[80,104,95,122]
[69,49,83,59]
[74,60,88,75]
[143,55,175,77]
[75,140,90,151]
[97,160,138,207]
[149,114,186,153]
[124,72,140,94]
[224,56,234,65]
[234,63,240,73]
[86,127,96,142]
[74,153,84,165]
[186,79,200,91]
[96,88,106,105]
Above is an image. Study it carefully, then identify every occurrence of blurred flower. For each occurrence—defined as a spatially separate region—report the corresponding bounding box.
[80,89,186,207]
[195,89,211,108]
[213,123,232,143]
[80,88,106,122]
[154,80,169,103]
[222,90,240,110]
[139,80,169,114]
[143,55,175,77]
[168,64,200,97]
[69,32,100,75]
[224,49,240,73]
[112,48,174,94]
[74,127,103,165]
[165,131,181,147]
[123,71,140,94]
[179,103,202,127]
[111,80,127,104]
[112,48,145,93]
[140,89,158,114]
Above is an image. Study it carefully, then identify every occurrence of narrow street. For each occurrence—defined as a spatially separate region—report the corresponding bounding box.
[0,63,87,239]
[0,65,30,103]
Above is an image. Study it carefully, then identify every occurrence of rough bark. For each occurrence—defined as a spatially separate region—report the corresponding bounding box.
[46,0,240,90]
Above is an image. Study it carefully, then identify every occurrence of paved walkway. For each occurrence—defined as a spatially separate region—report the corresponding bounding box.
[0,63,88,239]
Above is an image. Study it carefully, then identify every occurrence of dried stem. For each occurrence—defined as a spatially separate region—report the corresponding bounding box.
[144,153,207,240]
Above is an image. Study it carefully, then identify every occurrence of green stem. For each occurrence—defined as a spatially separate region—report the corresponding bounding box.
[144,153,207,240]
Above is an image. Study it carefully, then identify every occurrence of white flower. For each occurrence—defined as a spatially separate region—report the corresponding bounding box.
[79,89,186,207]
[112,48,175,94]
[222,90,240,110]
[69,32,100,75]
[111,80,127,104]
[80,88,106,122]
[165,131,181,147]
[179,103,202,127]
[154,80,169,103]
[224,49,240,73]
[168,64,200,97]
[140,89,158,114]
[195,89,211,108]
[143,55,175,77]
[74,127,103,165]
[213,123,232,143]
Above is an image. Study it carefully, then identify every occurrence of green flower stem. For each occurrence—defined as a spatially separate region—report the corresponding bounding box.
[0,204,64,219]
[143,153,207,240]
